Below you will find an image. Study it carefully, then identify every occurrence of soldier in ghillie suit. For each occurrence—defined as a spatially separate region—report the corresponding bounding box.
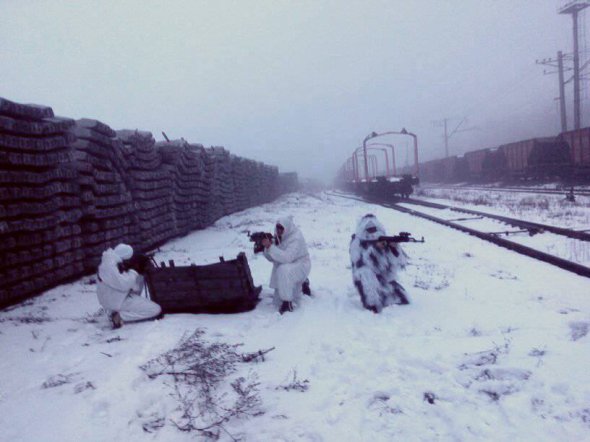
[349,214,410,313]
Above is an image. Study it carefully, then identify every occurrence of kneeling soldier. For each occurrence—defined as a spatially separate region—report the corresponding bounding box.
[349,214,410,313]
[262,216,312,314]
[97,243,162,328]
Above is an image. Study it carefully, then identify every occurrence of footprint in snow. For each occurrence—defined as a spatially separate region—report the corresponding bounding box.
[569,321,589,341]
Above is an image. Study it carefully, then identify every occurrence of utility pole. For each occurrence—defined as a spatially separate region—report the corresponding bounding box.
[559,1,590,130]
[573,9,581,129]
[433,117,473,157]
[536,51,570,132]
[443,118,449,158]
[558,51,568,131]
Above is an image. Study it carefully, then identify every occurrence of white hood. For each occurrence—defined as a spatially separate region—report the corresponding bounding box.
[355,214,387,241]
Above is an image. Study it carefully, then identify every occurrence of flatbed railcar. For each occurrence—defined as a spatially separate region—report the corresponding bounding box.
[339,174,419,200]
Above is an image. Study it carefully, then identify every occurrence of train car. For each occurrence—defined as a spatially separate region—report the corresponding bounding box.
[389,175,419,198]
[396,163,412,176]
[560,127,590,175]
[440,156,461,182]
[339,125,590,197]
[433,158,447,182]
[504,139,532,176]
[463,148,489,180]
[382,127,590,186]
[500,140,530,175]
[421,160,435,182]
[527,138,570,178]
[454,155,470,182]
[410,156,462,183]
[338,174,418,200]
[500,137,558,179]
[421,160,434,182]
[417,159,440,182]
[481,147,507,181]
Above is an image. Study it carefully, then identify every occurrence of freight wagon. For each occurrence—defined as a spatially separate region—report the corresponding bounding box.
[463,148,488,180]
[560,127,590,176]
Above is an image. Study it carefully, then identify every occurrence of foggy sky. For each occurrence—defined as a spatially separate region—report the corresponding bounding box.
[1,0,587,181]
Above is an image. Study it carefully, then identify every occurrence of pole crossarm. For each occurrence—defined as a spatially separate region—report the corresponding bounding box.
[449,118,467,138]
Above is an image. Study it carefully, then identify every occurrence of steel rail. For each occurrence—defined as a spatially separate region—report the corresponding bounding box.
[327,191,590,279]
[401,197,590,241]
[419,184,590,197]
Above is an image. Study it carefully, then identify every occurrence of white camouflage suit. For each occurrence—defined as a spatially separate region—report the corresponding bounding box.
[263,215,311,303]
[349,214,410,313]
[96,244,161,322]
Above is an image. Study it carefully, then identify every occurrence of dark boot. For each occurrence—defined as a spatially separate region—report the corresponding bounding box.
[110,311,123,329]
[302,279,311,296]
[279,301,293,315]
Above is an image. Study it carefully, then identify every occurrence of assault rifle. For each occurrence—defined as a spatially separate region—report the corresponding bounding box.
[247,231,276,253]
[362,231,425,245]
[118,252,157,274]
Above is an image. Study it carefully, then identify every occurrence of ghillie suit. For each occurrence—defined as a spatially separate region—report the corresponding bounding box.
[349,214,410,313]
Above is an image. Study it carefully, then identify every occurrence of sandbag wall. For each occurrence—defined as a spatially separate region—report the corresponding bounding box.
[0,99,86,305]
[71,120,136,271]
[278,172,300,194]
[0,97,286,308]
[157,139,209,234]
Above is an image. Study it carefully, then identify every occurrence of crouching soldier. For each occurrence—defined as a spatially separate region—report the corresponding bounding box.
[97,243,162,329]
[350,214,410,313]
[262,215,311,314]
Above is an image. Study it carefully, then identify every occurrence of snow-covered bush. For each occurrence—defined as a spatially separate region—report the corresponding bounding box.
[140,329,267,438]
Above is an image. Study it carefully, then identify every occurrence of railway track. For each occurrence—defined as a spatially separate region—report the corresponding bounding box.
[328,191,590,279]
[402,197,590,241]
[419,184,590,198]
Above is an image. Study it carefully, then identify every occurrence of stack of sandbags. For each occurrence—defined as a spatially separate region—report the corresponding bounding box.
[260,164,280,202]
[69,119,136,270]
[241,159,260,208]
[157,139,207,235]
[249,162,266,206]
[229,156,251,212]
[278,172,299,194]
[118,129,176,250]
[200,147,226,224]
[189,144,212,229]
[212,147,237,216]
[0,97,84,306]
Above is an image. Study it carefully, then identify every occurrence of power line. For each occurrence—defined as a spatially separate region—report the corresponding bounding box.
[432,117,477,158]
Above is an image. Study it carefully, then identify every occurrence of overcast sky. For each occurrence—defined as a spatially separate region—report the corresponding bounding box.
[1,0,588,181]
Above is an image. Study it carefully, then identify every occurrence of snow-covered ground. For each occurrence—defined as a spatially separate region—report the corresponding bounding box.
[1,192,589,441]
[415,184,590,231]
[413,185,590,267]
